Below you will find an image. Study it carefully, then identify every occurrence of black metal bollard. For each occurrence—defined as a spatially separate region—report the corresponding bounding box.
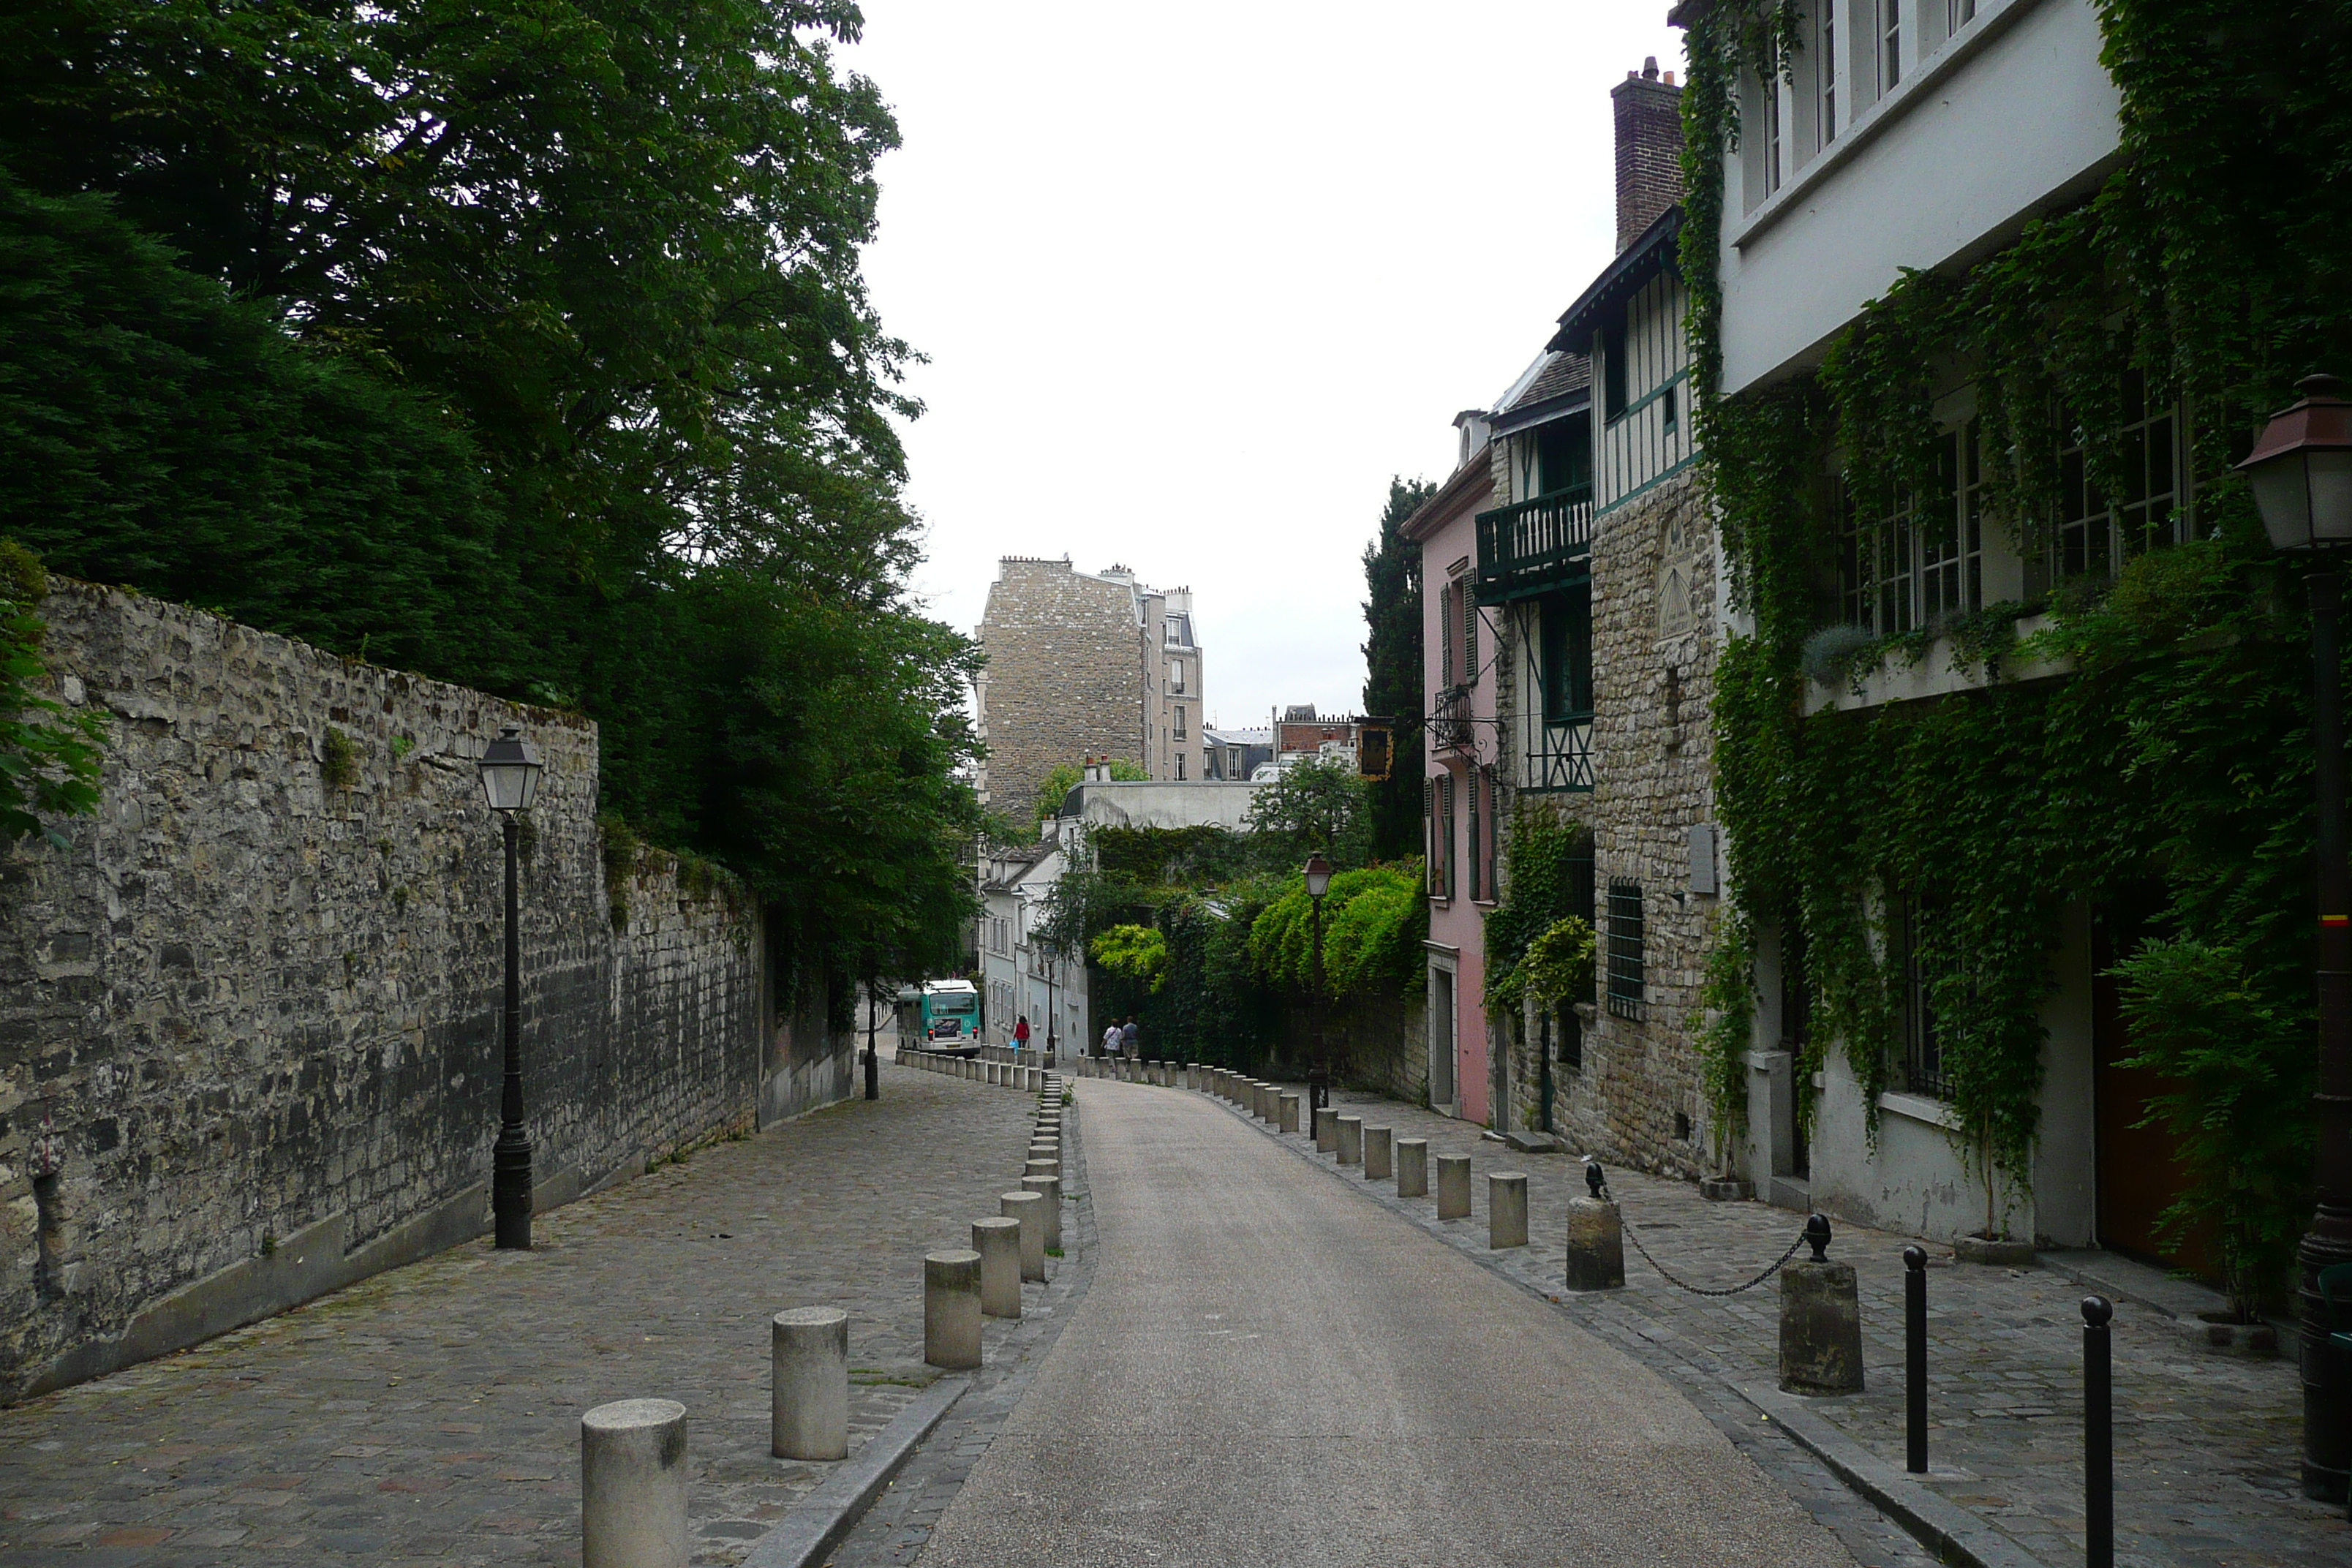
[1904,1245,1928,1474]
[2083,1295,2114,1568]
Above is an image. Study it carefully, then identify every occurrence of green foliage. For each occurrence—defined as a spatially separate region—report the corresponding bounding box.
[1246,864,1427,999]
[2112,935,2313,1316]
[0,4,980,1000]
[0,542,105,845]
[1683,1,2342,1254]
[1483,805,1588,1011]
[1030,757,1145,834]
[1517,917,1596,1009]
[1244,757,1371,865]
[320,728,358,791]
[1090,924,1169,992]
[1361,477,1431,861]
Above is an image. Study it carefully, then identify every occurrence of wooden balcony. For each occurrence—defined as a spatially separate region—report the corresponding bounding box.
[1474,485,1593,606]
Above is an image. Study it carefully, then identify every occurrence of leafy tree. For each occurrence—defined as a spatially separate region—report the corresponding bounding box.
[1248,864,1428,998]
[1243,758,1371,866]
[0,543,105,845]
[1361,477,1431,861]
[1089,924,1169,992]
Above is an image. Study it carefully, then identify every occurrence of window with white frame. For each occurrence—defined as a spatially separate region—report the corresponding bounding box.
[1879,0,1901,94]
[1763,75,1784,195]
[1837,419,1984,633]
[1817,0,1839,145]
[1170,659,1185,693]
[2051,371,2187,583]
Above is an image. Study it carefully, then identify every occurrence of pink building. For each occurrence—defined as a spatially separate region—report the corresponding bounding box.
[1401,417,1498,1123]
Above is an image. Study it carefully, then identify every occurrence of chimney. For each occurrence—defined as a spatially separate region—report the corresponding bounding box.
[1612,55,1685,252]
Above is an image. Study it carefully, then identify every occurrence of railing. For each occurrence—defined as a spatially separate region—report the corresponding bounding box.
[1432,683,1475,755]
[1521,710,1594,794]
[1475,485,1594,603]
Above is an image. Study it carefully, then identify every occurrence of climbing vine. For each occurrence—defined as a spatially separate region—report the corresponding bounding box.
[1682,1,2345,1283]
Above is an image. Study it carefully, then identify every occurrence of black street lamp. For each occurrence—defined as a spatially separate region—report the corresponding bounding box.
[2238,372,2352,1501]
[479,724,545,1252]
[1304,853,1333,1113]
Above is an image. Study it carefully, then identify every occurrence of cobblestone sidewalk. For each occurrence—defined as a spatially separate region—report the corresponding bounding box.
[0,1057,1052,1566]
[1246,1079,2348,1568]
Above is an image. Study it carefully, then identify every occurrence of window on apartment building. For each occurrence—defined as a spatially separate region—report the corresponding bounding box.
[1439,581,1458,687]
[1175,753,1186,780]
[1175,705,1187,741]
[1539,584,1594,724]
[1439,774,1458,900]
[1467,772,1482,902]
[1947,0,1977,34]
[1170,660,1185,693]
[1893,892,1948,1098]
[1535,417,1588,496]
[1818,0,1839,144]
[1662,384,1679,434]
[2052,372,2186,583]
[1763,76,1784,196]
[1880,0,1901,92]
[1837,421,1983,633]
[1424,777,1438,894]
[1602,315,1629,421]
[1606,881,1646,1019]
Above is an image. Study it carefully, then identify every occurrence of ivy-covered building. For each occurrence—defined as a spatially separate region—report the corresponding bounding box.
[1676,1,2345,1451]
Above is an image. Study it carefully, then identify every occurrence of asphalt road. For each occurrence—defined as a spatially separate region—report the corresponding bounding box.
[913,1079,1869,1568]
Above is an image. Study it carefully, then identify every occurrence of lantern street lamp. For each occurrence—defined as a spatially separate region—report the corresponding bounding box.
[1303,853,1334,1115]
[478,724,545,1252]
[2238,372,2352,1501]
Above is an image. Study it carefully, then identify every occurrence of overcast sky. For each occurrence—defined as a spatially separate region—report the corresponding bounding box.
[840,3,1686,733]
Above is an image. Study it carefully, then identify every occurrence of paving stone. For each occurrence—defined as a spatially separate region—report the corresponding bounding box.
[0,1060,1049,1566]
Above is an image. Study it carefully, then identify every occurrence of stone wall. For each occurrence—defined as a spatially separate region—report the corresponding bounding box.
[976,559,1145,829]
[1499,470,1719,1179]
[0,584,836,1401]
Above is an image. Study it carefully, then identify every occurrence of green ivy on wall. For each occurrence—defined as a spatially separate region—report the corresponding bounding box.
[1679,1,2342,1292]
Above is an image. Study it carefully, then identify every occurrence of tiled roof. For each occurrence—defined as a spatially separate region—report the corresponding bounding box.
[1500,352,1591,415]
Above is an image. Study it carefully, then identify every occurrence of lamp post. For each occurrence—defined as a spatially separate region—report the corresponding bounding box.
[478,724,545,1252]
[2238,372,2352,1501]
[1304,853,1333,1112]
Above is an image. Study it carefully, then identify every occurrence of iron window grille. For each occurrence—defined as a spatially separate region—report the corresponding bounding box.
[1606,880,1646,1019]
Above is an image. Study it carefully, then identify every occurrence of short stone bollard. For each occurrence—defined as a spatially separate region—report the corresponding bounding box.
[1364,1126,1392,1180]
[973,1216,1022,1319]
[924,1249,983,1369]
[1003,1190,1047,1281]
[1278,1093,1301,1134]
[582,1398,690,1568]
[1488,1173,1529,1249]
[1336,1115,1362,1166]
[771,1308,849,1460]
[1779,1215,1864,1395]
[1395,1137,1430,1197]
[1024,1157,1058,1182]
[1564,1161,1627,1289]
[1436,1155,1472,1220]
[1314,1107,1339,1154]
[1021,1172,1062,1251]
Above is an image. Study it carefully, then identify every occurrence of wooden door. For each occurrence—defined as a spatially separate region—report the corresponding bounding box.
[2092,900,2212,1275]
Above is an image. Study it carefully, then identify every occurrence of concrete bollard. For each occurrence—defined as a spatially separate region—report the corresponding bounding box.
[1488,1173,1529,1248]
[1024,1157,1058,1181]
[1278,1093,1301,1134]
[1003,1191,1047,1281]
[1396,1137,1429,1197]
[1780,1216,1864,1395]
[1564,1198,1627,1290]
[924,1249,983,1369]
[1364,1126,1392,1180]
[973,1216,1022,1319]
[1436,1155,1472,1220]
[771,1308,850,1460]
[1021,1173,1062,1251]
[1337,1116,1362,1166]
[1314,1107,1339,1154]
[582,1398,690,1568]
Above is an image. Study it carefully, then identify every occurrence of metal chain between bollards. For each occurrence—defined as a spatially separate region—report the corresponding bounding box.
[1593,1162,1812,1298]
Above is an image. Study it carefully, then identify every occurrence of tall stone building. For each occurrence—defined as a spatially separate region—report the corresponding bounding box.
[974,558,1207,828]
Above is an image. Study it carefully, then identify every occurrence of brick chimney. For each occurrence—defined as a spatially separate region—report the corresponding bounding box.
[1612,56,1685,252]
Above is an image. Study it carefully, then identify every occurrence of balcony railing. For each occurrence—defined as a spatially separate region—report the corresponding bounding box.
[1432,683,1475,755]
[1474,485,1593,604]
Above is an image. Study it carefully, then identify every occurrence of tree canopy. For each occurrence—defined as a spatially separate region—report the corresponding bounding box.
[0,0,978,987]
[1361,477,1429,861]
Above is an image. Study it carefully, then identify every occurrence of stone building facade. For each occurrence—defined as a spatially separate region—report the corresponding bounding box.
[1476,58,1723,1178]
[0,584,843,1401]
[974,558,1206,826]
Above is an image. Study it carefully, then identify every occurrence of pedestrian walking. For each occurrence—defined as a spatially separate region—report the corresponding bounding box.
[1014,1014,1030,1060]
[1121,1016,1139,1059]
[1099,1021,1119,1058]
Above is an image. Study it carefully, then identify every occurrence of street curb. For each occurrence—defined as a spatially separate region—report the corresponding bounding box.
[746,1073,1097,1568]
[740,1376,970,1568]
[1197,1087,2057,1568]
[1728,1380,2059,1568]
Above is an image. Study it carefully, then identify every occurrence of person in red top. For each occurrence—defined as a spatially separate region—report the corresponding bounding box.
[1013,1014,1030,1059]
